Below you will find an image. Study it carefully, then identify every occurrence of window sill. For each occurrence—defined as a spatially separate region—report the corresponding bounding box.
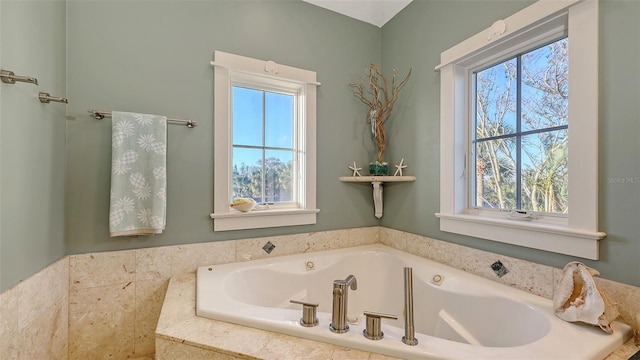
[435,212,605,260]
[210,208,319,231]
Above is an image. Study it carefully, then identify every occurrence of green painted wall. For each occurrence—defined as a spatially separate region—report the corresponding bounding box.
[0,0,67,291]
[2,0,637,291]
[381,0,640,287]
[65,0,382,254]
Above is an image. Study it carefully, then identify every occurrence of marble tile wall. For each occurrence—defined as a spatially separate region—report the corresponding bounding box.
[0,257,69,360]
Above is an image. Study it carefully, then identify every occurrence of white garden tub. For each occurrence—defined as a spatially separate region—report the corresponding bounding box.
[196,244,631,359]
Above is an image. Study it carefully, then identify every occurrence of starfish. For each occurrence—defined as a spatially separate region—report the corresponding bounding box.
[394,158,407,176]
[348,161,362,177]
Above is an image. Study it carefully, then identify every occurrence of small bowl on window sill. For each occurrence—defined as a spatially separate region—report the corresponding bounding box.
[230,198,257,212]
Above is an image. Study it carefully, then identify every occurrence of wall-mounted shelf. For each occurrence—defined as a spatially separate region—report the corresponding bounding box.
[339,176,416,218]
[339,176,416,183]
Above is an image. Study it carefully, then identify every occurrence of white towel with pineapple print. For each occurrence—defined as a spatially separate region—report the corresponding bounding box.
[109,111,167,237]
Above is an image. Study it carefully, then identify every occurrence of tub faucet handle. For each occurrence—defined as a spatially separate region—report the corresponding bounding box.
[363,311,397,340]
[289,299,319,327]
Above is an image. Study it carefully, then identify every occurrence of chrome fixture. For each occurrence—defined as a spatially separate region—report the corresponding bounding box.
[491,260,509,278]
[289,299,319,327]
[330,274,357,333]
[363,311,397,340]
[1,70,38,85]
[39,92,68,104]
[87,109,197,128]
[402,267,418,345]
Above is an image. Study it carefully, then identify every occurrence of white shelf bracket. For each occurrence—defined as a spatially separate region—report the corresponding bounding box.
[339,176,416,219]
[372,181,383,219]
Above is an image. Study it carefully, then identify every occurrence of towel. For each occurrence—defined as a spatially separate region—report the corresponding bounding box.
[109,111,167,237]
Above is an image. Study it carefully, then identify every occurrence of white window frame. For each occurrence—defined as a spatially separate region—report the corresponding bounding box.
[210,51,320,231]
[435,0,604,259]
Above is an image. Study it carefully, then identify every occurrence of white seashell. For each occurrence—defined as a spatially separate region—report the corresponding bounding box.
[553,261,619,334]
[230,198,256,212]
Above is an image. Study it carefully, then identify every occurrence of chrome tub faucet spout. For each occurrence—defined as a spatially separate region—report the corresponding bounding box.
[403,267,419,345]
[330,275,357,333]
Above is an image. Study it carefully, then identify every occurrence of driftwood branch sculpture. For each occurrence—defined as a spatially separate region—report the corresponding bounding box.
[350,63,412,164]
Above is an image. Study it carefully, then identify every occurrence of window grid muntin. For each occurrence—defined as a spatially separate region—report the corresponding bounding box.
[471,37,569,214]
[231,82,298,206]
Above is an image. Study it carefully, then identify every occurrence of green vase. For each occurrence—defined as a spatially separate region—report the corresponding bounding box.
[368,162,389,176]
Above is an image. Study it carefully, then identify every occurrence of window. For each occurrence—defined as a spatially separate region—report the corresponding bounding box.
[211,51,319,231]
[436,0,603,259]
[232,85,296,206]
[472,38,568,214]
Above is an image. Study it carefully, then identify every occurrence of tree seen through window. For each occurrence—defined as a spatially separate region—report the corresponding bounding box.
[232,86,295,204]
[473,37,568,214]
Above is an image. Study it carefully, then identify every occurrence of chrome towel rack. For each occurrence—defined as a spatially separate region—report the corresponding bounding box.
[39,92,68,104]
[0,69,38,85]
[88,110,197,128]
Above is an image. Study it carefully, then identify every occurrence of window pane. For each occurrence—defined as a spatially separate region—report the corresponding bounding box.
[521,38,568,132]
[232,86,263,146]
[265,92,294,148]
[263,150,293,203]
[473,37,568,213]
[475,58,517,140]
[475,138,516,209]
[521,130,568,213]
[232,147,262,202]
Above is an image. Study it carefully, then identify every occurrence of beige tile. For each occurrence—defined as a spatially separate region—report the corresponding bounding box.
[379,227,407,250]
[155,275,196,333]
[70,250,135,290]
[259,334,335,360]
[18,298,68,360]
[425,237,463,266]
[235,235,299,262]
[0,286,19,360]
[329,346,371,359]
[499,256,554,299]
[136,246,172,281]
[454,246,501,279]
[299,229,348,253]
[156,338,251,360]
[604,339,640,360]
[17,257,69,331]
[368,353,405,360]
[135,279,169,357]
[552,266,564,296]
[274,234,306,255]
[162,317,274,359]
[404,232,435,258]
[595,277,640,327]
[69,282,135,359]
[132,356,156,360]
[348,226,379,247]
[171,240,236,276]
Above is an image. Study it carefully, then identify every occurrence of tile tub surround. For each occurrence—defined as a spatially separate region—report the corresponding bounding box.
[0,256,69,360]
[1,225,639,359]
[157,273,638,360]
[379,228,640,328]
[67,227,379,359]
[156,273,403,360]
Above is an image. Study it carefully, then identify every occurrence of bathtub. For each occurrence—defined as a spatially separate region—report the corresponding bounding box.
[196,244,631,359]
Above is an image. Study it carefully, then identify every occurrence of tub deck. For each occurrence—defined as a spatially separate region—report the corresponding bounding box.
[156,273,638,360]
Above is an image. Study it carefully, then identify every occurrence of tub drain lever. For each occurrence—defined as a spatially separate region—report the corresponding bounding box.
[363,311,397,340]
[289,299,319,327]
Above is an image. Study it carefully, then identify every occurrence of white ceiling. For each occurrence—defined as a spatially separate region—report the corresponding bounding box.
[302,0,413,28]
